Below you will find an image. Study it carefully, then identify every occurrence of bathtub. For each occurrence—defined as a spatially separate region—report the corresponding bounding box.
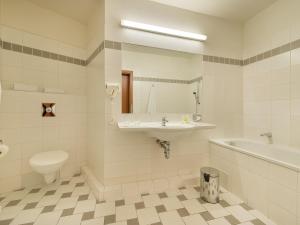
[209,138,300,225]
[210,138,300,171]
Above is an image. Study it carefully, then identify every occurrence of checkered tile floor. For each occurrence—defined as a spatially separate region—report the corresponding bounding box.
[0,175,276,225]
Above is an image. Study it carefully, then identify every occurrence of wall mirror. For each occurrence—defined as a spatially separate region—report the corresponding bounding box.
[121,43,203,114]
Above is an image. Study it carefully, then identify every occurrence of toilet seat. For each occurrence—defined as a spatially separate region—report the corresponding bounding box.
[30,151,69,184]
[30,151,68,167]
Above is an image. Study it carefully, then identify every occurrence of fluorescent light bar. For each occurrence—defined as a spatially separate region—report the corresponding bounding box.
[121,20,207,41]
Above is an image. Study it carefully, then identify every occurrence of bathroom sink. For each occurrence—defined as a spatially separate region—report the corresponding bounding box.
[118,121,216,141]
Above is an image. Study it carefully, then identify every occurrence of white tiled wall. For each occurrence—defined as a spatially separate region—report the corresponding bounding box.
[210,143,299,225]
[0,90,87,193]
[0,26,88,192]
[103,46,243,186]
[1,0,87,49]
[86,51,105,184]
[0,26,87,95]
[102,0,244,188]
[0,0,245,196]
[243,0,300,148]
[202,62,243,138]
[86,0,106,185]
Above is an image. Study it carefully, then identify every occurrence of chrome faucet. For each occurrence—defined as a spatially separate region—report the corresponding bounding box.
[192,113,202,122]
[162,117,168,126]
[260,132,273,144]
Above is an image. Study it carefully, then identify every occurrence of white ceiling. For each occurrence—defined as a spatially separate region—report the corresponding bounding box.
[28,0,276,24]
[149,0,277,22]
[28,0,99,24]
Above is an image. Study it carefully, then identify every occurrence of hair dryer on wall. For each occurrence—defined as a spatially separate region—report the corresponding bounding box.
[105,83,120,125]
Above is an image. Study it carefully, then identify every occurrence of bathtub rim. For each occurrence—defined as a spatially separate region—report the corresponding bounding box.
[209,138,300,172]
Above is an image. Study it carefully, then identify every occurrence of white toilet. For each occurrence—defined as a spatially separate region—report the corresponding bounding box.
[30,151,69,184]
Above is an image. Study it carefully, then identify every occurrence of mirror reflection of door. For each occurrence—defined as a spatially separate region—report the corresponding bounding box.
[121,70,133,113]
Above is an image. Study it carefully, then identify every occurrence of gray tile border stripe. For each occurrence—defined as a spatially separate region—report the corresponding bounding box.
[203,54,242,66]
[202,38,300,66]
[86,41,106,65]
[133,76,202,84]
[12,43,22,52]
[243,38,300,65]
[292,39,300,49]
[133,76,187,83]
[0,40,86,66]
[2,36,300,68]
[2,41,12,50]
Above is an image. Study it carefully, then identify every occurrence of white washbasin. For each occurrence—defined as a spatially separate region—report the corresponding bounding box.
[118,121,216,141]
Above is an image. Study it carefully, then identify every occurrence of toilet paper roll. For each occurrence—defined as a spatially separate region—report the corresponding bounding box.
[0,144,9,159]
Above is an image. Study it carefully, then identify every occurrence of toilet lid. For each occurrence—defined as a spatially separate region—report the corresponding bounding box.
[30,151,69,166]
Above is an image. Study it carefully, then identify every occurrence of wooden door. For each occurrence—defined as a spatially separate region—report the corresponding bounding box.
[122,71,133,113]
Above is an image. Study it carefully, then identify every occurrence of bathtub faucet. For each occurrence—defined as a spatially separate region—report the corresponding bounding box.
[260,132,273,144]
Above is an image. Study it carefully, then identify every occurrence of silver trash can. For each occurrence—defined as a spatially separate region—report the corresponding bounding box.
[200,167,220,203]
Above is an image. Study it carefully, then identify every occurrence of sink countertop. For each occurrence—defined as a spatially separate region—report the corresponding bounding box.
[118,121,216,131]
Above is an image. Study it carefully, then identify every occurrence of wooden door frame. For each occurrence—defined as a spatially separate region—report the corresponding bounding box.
[122,70,133,113]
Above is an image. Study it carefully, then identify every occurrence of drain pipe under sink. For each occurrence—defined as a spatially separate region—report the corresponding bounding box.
[156,139,170,159]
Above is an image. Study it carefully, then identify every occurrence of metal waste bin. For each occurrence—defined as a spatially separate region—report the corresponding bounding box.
[200,167,220,203]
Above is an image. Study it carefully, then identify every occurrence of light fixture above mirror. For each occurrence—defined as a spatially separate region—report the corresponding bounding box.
[121,20,207,41]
